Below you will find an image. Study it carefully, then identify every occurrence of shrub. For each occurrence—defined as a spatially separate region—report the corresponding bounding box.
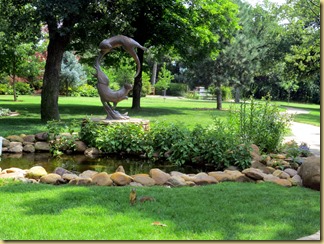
[0,84,9,95]
[15,82,33,95]
[168,83,188,96]
[80,119,252,170]
[184,91,199,99]
[73,84,98,97]
[228,94,292,153]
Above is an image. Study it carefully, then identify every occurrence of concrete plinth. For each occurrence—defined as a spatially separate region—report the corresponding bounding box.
[88,118,150,131]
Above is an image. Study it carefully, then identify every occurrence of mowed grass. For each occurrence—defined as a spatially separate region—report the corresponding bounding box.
[0,180,320,240]
[0,95,320,137]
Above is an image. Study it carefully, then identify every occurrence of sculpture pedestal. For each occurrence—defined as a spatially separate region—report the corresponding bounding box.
[89,118,150,131]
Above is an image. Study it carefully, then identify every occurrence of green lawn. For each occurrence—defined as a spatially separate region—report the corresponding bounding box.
[0,95,320,137]
[0,180,320,240]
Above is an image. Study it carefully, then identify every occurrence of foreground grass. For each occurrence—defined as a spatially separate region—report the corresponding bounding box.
[0,95,320,137]
[0,180,320,240]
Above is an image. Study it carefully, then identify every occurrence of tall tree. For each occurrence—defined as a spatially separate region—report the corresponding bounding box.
[114,0,239,109]
[0,1,40,101]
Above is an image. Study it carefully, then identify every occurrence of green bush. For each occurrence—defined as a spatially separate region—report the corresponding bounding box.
[0,84,9,95]
[80,119,252,170]
[168,83,188,96]
[13,82,33,95]
[80,119,152,156]
[72,84,98,97]
[208,85,233,101]
[228,94,292,153]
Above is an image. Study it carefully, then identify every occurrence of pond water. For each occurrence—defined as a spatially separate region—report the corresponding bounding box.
[0,153,213,175]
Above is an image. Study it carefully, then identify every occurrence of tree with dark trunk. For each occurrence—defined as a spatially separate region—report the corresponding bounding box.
[41,27,70,121]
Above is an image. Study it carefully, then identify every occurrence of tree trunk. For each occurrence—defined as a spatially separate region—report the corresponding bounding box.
[234,86,241,103]
[12,55,17,102]
[131,48,144,110]
[216,82,222,110]
[41,32,69,122]
[151,61,157,86]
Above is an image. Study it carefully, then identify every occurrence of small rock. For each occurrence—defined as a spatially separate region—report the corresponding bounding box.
[273,170,290,179]
[290,174,302,186]
[35,142,50,151]
[84,147,100,157]
[54,167,72,176]
[130,182,143,187]
[115,165,125,173]
[2,138,10,147]
[208,171,232,182]
[23,135,35,143]
[62,173,79,181]
[76,178,93,185]
[273,178,292,187]
[35,132,49,141]
[75,141,88,153]
[23,144,35,153]
[284,168,298,177]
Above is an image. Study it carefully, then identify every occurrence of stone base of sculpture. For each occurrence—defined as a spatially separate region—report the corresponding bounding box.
[88,118,150,131]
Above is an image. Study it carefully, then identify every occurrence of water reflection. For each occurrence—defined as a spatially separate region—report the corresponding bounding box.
[0,153,205,175]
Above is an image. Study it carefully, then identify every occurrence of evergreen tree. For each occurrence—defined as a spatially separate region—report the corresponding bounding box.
[60,51,86,96]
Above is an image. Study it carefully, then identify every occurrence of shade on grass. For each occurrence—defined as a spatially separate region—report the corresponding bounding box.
[0,95,320,137]
[0,181,320,240]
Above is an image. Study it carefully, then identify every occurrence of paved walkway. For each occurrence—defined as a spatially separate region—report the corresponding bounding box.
[283,108,321,241]
[283,108,320,157]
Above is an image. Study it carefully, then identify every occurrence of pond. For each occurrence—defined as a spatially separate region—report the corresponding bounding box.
[0,153,213,175]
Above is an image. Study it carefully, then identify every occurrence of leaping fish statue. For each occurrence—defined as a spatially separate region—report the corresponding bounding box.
[94,35,147,120]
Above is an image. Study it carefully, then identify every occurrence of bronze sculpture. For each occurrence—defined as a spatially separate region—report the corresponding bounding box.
[94,35,147,120]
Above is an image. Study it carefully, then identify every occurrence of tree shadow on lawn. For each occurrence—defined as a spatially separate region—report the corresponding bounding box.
[1,182,320,240]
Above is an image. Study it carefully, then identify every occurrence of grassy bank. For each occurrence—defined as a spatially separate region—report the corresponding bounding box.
[0,95,320,137]
[0,180,320,240]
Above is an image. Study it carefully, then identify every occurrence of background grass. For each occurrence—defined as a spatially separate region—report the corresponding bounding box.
[0,180,320,240]
[0,95,320,137]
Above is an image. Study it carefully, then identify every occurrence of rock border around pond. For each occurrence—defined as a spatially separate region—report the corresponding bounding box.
[0,155,320,191]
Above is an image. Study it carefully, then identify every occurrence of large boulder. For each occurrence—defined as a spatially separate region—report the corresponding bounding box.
[54,167,72,176]
[242,168,266,180]
[149,168,171,185]
[273,170,290,179]
[110,172,133,186]
[132,174,156,186]
[75,141,88,153]
[34,142,50,151]
[8,142,23,153]
[26,166,47,179]
[208,171,232,182]
[79,170,98,179]
[166,176,187,187]
[6,135,24,142]
[298,156,320,190]
[40,173,63,184]
[192,172,218,185]
[91,172,113,186]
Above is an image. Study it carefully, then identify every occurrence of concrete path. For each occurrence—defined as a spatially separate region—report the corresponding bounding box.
[283,108,321,241]
[283,107,320,157]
